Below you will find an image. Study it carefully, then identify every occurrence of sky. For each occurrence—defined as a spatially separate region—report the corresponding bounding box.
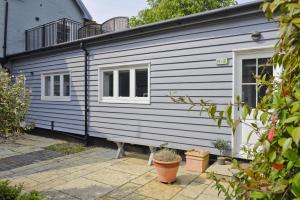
[81,0,256,23]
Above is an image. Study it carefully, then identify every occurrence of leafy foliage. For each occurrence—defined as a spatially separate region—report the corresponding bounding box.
[0,69,31,137]
[171,0,300,199]
[129,0,237,27]
[0,180,43,200]
[212,139,230,156]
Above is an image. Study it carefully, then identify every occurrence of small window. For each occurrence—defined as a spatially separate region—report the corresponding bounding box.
[103,71,114,97]
[63,74,70,96]
[100,63,150,104]
[41,72,71,101]
[54,75,60,96]
[45,76,51,96]
[118,70,130,97]
[136,69,148,97]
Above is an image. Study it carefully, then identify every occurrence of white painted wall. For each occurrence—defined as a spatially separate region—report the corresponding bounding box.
[1,0,85,57]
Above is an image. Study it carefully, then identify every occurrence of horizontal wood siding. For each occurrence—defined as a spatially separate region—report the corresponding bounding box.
[11,12,278,154]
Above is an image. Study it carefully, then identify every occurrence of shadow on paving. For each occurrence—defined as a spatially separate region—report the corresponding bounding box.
[41,184,114,200]
[0,150,63,171]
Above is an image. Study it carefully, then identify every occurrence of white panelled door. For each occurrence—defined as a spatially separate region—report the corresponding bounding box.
[233,48,279,158]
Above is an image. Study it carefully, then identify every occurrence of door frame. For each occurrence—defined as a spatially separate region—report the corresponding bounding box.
[232,46,274,158]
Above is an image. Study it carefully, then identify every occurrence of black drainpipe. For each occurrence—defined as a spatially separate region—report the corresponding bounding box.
[80,42,89,146]
[3,0,8,58]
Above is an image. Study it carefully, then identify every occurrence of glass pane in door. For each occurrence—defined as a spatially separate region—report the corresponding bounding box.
[242,85,256,108]
[258,58,273,81]
[242,59,256,83]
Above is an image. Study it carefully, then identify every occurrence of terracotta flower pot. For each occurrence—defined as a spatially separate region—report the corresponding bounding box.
[185,149,209,173]
[153,158,181,183]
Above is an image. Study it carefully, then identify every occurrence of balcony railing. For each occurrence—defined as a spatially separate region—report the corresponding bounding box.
[78,17,129,39]
[25,18,82,51]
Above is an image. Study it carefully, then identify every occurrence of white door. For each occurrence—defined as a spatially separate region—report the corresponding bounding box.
[233,48,277,158]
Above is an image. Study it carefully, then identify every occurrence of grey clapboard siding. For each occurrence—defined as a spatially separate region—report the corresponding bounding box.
[11,11,278,155]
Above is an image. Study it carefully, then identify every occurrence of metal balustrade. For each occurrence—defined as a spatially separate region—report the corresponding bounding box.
[25,18,82,51]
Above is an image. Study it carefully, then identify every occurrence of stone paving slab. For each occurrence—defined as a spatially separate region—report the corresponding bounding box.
[0,150,62,171]
[53,177,114,200]
[0,134,225,200]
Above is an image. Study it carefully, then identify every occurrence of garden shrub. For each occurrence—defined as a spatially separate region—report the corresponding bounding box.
[0,180,22,200]
[0,69,31,137]
[172,0,300,199]
[0,180,43,200]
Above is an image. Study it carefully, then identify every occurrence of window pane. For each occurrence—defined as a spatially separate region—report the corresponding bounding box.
[242,59,256,83]
[258,85,267,104]
[63,75,70,96]
[242,85,256,108]
[136,69,148,97]
[119,70,130,97]
[54,75,60,96]
[103,71,113,97]
[45,76,51,96]
[258,58,272,81]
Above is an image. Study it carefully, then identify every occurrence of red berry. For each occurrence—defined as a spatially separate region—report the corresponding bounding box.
[267,127,275,142]
[281,88,289,97]
[272,163,283,170]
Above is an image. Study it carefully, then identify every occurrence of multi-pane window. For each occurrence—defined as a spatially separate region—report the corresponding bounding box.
[242,58,272,107]
[100,63,150,104]
[41,72,71,101]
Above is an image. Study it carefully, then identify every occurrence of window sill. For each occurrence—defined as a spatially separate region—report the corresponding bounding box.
[41,96,71,102]
[100,97,150,104]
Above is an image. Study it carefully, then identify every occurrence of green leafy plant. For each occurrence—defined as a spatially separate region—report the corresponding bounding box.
[44,142,88,155]
[0,180,22,200]
[0,69,31,138]
[129,0,237,27]
[212,139,230,156]
[171,0,300,199]
[0,180,43,200]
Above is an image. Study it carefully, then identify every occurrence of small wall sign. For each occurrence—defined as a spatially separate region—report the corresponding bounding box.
[216,57,228,65]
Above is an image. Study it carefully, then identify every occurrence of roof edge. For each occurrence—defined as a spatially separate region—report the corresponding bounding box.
[8,0,265,60]
[74,0,93,20]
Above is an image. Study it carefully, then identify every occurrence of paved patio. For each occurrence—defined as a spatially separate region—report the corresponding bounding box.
[0,134,225,200]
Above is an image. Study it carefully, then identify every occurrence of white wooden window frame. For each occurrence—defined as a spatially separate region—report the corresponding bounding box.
[98,62,151,104]
[41,70,71,101]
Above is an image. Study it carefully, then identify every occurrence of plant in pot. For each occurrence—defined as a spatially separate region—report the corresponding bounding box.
[212,139,230,165]
[153,148,181,183]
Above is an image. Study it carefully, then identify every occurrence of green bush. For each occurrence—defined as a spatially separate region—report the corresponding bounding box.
[212,139,230,156]
[0,69,31,137]
[0,180,22,200]
[19,192,43,200]
[0,180,43,200]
